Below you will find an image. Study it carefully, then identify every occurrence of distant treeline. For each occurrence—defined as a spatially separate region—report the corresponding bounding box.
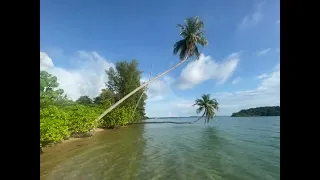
[231,106,280,117]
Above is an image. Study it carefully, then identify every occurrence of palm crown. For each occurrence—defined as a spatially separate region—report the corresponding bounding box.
[193,94,219,124]
[173,16,208,61]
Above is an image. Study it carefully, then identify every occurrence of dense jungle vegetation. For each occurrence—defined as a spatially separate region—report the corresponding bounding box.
[231,106,280,117]
[40,60,147,149]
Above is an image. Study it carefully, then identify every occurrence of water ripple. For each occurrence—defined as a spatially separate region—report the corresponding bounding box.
[41,117,280,180]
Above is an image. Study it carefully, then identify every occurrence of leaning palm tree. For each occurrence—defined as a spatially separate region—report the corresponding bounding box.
[95,16,208,122]
[128,94,219,125]
[192,94,219,124]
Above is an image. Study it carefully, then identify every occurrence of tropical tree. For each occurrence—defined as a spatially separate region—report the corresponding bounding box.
[76,96,93,105]
[105,60,147,120]
[96,16,208,122]
[40,70,64,108]
[192,94,219,124]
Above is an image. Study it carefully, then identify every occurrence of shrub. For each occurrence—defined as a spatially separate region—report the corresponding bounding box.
[101,106,134,128]
[40,106,70,147]
[65,104,100,136]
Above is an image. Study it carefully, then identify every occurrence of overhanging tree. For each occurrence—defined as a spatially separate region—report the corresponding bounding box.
[96,16,208,122]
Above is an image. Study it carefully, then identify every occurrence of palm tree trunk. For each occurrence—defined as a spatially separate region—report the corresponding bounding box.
[131,90,145,118]
[95,58,189,122]
[127,111,206,125]
[191,110,206,124]
[131,65,152,118]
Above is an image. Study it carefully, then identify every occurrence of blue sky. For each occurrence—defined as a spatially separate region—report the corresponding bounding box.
[40,0,280,117]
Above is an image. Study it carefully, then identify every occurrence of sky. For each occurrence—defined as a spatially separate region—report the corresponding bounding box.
[40,0,280,117]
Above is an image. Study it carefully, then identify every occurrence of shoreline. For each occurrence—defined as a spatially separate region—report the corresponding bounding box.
[41,128,108,153]
[61,128,106,143]
[41,122,142,153]
[41,121,148,153]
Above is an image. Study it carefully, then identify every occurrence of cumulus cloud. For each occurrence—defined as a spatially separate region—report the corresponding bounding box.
[231,77,242,84]
[40,51,279,117]
[212,63,280,115]
[143,75,174,102]
[146,63,280,117]
[238,1,265,30]
[40,51,115,100]
[40,52,54,70]
[146,97,195,117]
[257,48,271,56]
[257,73,268,79]
[176,53,239,90]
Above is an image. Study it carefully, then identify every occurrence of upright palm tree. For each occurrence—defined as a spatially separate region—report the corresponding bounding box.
[95,16,208,122]
[192,94,219,124]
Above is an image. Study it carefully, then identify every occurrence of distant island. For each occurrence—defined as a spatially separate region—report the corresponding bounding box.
[231,106,280,117]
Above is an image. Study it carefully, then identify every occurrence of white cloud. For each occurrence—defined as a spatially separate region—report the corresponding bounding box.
[144,75,174,102]
[41,51,279,117]
[146,63,280,117]
[238,1,265,30]
[212,63,280,115]
[146,97,195,117]
[257,48,271,56]
[231,77,242,84]
[40,51,115,100]
[40,52,54,70]
[176,53,239,90]
[257,73,268,79]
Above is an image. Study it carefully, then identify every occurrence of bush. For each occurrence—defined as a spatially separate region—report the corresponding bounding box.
[101,106,134,128]
[40,106,70,147]
[40,102,141,147]
[65,104,100,136]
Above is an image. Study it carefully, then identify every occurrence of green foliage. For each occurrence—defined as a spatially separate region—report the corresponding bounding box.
[76,96,93,106]
[40,106,70,147]
[101,106,134,128]
[40,71,65,108]
[106,60,147,120]
[231,106,280,117]
[93,89,115,105]
[66,105,100,134]
[40,52,147,148]
[40,58,147,148]
[40,104,104,147]
[174,16,208,61]
[193,94,219,124]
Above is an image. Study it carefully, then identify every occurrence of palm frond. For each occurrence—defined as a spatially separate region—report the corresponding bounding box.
[194,46,200,60]
[173,16,208,61]
[199,37,208,46]
[196,106,204,114]
[177,24,185,30]
[173,39,185,55]
[193,94,219,124]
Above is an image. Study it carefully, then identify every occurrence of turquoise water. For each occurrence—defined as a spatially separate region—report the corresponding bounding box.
[40,116,280,180]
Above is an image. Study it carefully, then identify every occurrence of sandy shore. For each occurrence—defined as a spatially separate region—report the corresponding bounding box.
[45,128,107,147]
